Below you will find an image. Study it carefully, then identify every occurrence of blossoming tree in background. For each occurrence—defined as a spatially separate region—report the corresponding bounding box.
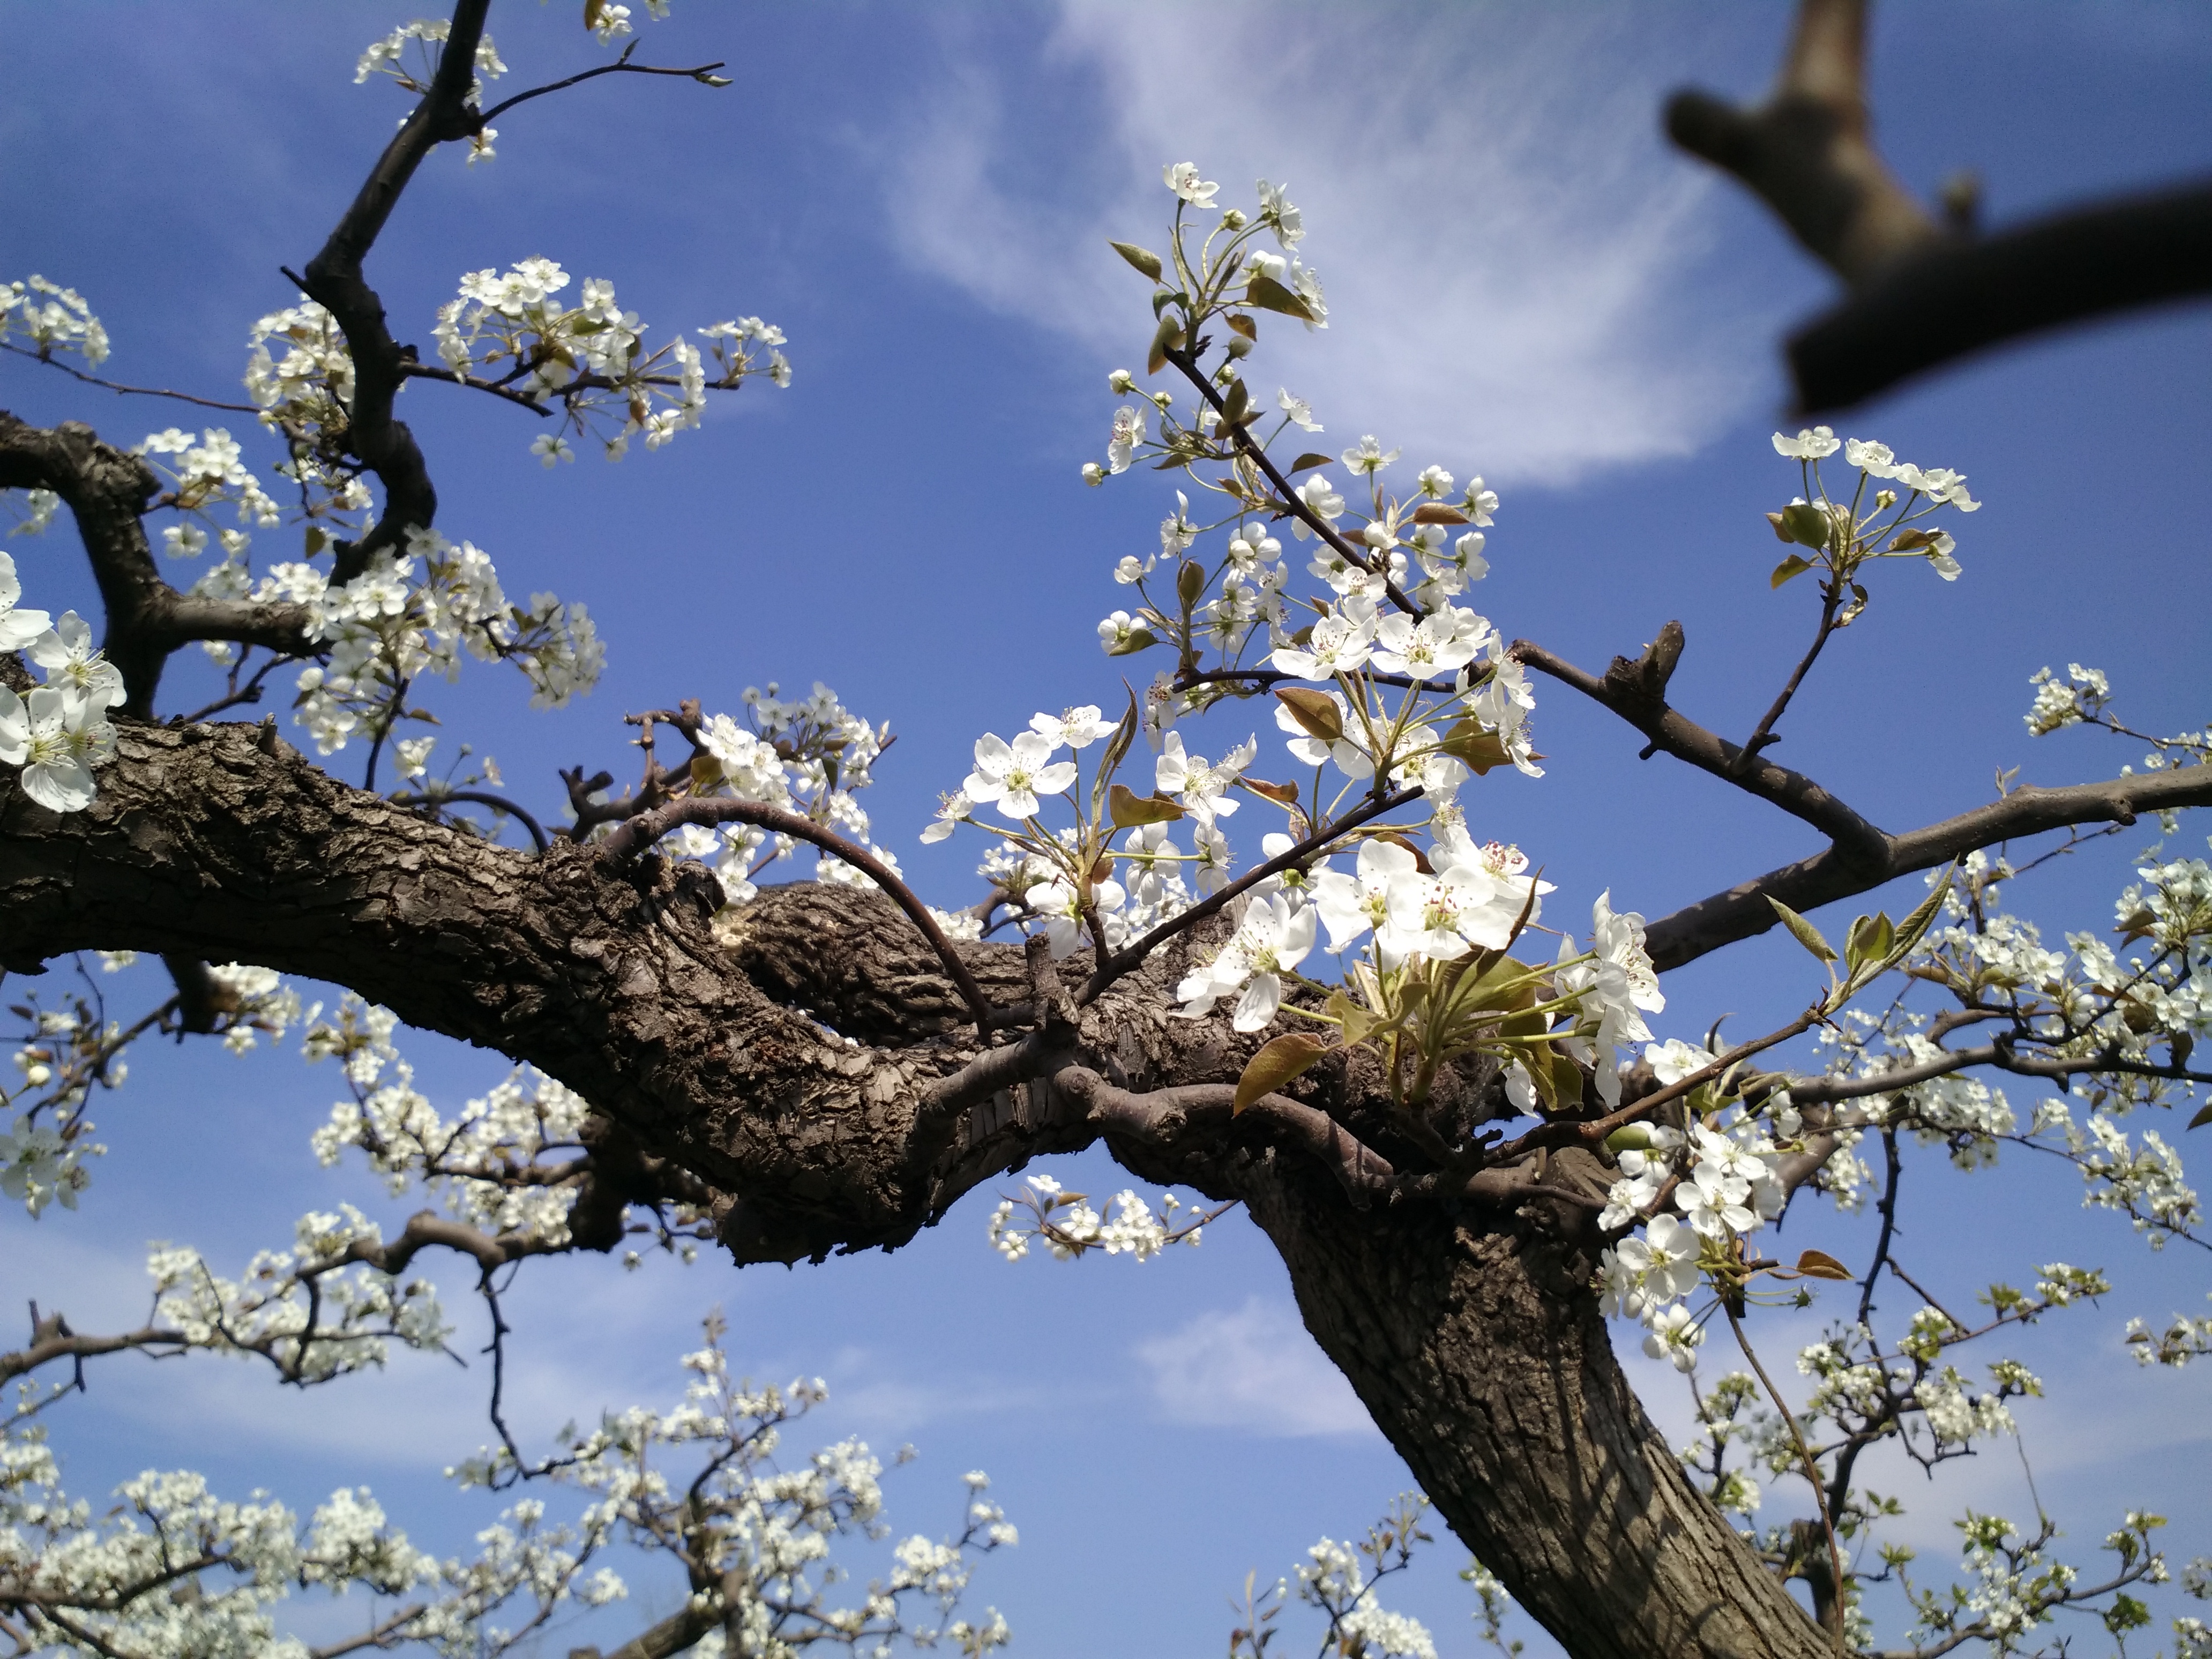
[3,3,2210,1657]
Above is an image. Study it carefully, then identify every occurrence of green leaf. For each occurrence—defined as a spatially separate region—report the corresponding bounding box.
[1767,898,1838,964]
[1794,1249,1854,1281]
[1235,1032,1331,1114]
[1770,554,1814,588]
[1244,275,1316,320]
[1322,990,1375,1048]
[1220,377,1252,427]
[1779,501,1832,548]
[1605,1125,1652,1153]
[1108,240,1164,281]
[1109,783,1186,828]
[1105,627,1157,657]
[1844,911,1895,976]
[1882,877,1951,969]
[1273,687,1343,743]
[2187,1101,2212,1131]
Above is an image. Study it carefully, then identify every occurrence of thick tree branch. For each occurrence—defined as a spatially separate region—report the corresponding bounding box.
[1788,178,2212,412]
[0,720,1422,1264]
[1643,767,2212,972]
[296,0,492,580]
[1665,0,1941,285]
[1668,0,2212,411]
[1513,632,1889,864]
[0,412,311,714]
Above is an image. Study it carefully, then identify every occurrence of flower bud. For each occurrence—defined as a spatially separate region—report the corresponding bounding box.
[1081,462,1105,486]
[1176,559,1207,609]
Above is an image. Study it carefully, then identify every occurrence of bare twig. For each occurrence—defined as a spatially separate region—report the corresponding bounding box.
[392,788,551,855]
[476,45,729,124]
[1514,632,1888,865]
[0,340,261,413]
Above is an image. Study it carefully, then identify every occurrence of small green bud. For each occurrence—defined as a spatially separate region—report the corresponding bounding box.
[1176,559,1207,609]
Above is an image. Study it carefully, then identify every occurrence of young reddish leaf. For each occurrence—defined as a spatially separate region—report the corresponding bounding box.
[1770,554,1814,588]
[1273,687,1343,742]
[1370,831,1432,874]
[1409,503,1469,525]
[1243,777,1299,805]
[1224,313,1258,341]
[1795,1250,1854,1281]
[1286,453,1333,474]
[1437,719,1511,775]
[1109,783,1186,828]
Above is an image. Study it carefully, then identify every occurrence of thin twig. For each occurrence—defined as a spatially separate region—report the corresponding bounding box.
[0,340,262,413]
[391,789,551,854]
[477,50,729,124]
[1725,1304,1848,1653]
[1164,346,1422,617]
[1735,586,1843,772]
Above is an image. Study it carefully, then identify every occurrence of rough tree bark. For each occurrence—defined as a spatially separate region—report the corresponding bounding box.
[0,717,1835,1659]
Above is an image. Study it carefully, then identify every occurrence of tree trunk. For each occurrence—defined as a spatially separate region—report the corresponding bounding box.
[1247,1168,1832,1658]
[1,716,1829,1658]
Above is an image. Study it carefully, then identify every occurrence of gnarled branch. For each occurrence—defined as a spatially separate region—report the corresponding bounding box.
[1668,0,2212,410]
[0,412,312,715]
[1645,767,2212,972]
[295,0,493,579]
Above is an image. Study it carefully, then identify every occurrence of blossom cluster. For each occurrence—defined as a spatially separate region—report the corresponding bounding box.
[0,1410,637,1656]
[144,1203,455,1384]
[986,1172,1217,1262]
[0,274,108,367]
[637,682,900,907]
[0,552,123,814]
[307,993,618,1249]
[243,297,375,545]
[431,257,789,463]
[449,1316,1014,1656]
[1766,424,1979,592]
[278,526,603,755]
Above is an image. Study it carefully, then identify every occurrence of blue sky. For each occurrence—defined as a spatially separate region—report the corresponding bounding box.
[4,3,2210,1654]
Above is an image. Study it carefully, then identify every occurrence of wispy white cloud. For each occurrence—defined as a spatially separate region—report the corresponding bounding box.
[886,2,1785,487]
[1134,1296,1376,1438]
